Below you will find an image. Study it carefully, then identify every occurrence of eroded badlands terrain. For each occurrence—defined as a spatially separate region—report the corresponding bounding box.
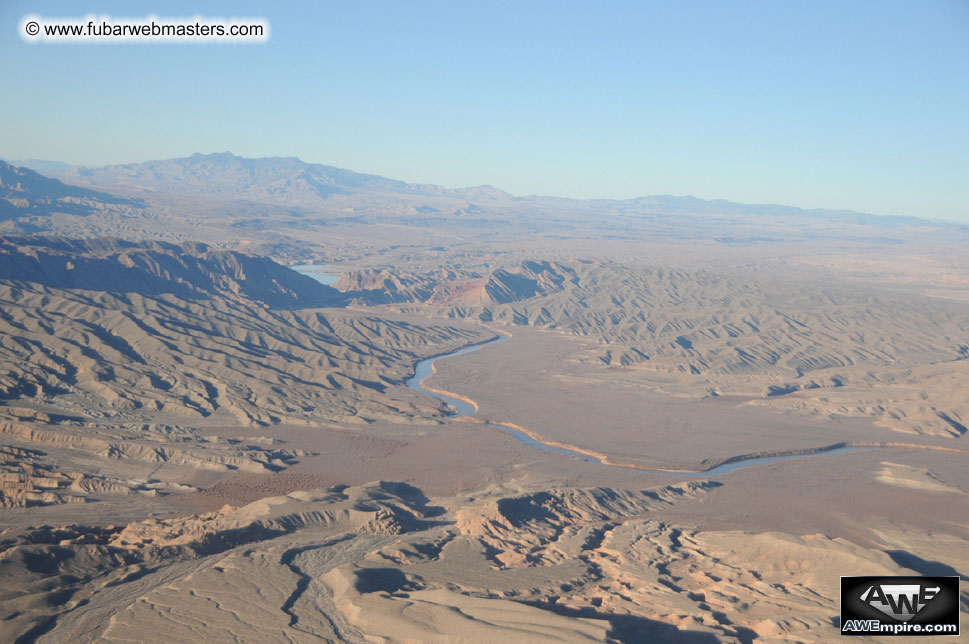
[1,156,966,642]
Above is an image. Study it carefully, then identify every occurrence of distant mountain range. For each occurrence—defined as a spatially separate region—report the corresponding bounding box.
[3,152,931,226]
[10,152,512,208]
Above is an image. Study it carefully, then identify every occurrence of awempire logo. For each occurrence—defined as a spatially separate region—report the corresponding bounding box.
[841,576,960,636]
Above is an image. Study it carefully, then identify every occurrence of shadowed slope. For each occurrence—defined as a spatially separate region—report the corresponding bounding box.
[0,162,138,222]
[0,236,340,309]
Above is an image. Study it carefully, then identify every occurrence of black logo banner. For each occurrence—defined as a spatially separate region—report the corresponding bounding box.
[841,576,960,636]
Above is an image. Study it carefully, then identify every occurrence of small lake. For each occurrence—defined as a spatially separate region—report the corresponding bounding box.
[292,264,340,286]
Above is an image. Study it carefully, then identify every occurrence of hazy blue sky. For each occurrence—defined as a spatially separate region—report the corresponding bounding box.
[2,0,968,221]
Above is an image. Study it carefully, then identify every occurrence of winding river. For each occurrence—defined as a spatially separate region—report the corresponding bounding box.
[407,337,861,477]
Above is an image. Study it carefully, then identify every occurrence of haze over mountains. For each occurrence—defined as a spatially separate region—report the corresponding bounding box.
[7,153,513,206]
[4,154,966,286]
[4,153,952,228]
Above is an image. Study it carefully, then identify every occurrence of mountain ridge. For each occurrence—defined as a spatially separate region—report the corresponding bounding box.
[6,153,940,226]
[0,235,339,309]
[0,161,138,222]
[42,152,515,206]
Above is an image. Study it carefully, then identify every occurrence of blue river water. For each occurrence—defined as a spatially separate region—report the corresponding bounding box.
[407,337,861,476]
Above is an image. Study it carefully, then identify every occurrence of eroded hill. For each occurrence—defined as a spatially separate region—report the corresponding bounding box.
[0,236,489,426]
